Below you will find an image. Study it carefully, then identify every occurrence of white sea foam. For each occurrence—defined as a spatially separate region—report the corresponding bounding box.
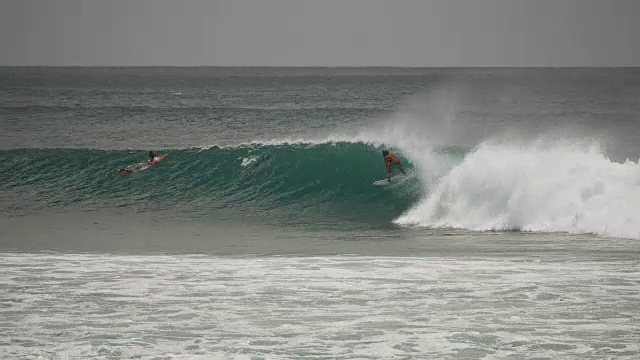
[240,156,260,167]
[2,253,640,359]
[395,138,640,239]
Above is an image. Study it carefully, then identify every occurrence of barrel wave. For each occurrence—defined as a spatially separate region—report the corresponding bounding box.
[0,142,422,227]
[3,137,639,239]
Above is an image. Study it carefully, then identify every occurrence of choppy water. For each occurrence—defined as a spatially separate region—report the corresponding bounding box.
[3,252,640,359]
[1,67,640,358]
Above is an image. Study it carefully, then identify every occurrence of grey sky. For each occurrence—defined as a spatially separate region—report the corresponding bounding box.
[1,0,638,66]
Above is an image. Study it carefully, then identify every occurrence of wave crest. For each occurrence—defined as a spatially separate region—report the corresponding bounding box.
[395,140,640,239]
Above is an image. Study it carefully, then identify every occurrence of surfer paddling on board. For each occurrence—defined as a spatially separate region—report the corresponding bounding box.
[382,149,406,182]
[147,151,156,164]
[117,151,160,173]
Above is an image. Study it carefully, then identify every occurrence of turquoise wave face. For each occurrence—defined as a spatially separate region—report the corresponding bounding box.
[0,143,428,226]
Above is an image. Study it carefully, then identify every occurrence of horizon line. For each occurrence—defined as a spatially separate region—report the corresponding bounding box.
[1,65,639,69]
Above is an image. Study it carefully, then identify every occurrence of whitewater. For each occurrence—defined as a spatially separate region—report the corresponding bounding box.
[395,139,640,239]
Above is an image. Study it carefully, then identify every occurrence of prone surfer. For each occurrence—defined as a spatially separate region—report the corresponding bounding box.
[382,149,406,182]
[118,152,155,173]
[118,151,165,174]
[148,150,156,164]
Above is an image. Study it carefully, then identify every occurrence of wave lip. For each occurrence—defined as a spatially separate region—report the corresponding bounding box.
[395,140,640,240]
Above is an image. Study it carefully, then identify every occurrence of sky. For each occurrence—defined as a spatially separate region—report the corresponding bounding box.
[1,0,639,66]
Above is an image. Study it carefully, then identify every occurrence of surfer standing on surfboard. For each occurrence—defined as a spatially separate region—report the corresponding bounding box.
[382,150,406,182]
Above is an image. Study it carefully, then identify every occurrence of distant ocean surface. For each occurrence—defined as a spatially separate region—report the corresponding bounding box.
[1,67,639,359]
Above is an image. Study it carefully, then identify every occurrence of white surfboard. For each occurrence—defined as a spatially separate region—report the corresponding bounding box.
[372,172,412,185]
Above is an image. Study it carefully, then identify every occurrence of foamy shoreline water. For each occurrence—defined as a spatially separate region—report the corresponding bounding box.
[3,253,639,359]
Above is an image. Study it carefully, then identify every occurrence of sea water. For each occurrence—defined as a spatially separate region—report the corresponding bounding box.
[1,67,640,359]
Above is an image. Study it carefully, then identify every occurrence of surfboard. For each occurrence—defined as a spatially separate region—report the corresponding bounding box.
[149,154,167,164]
[372,172,411,185]
[118,154,167,173]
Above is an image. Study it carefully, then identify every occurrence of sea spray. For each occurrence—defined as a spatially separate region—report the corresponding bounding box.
[395,139,640,240]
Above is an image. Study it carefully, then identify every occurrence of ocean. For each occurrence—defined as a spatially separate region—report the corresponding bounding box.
[1,67,639,359]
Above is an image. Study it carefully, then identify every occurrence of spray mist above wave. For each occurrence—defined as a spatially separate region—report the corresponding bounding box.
[173,85,639,239]
[395,138,640,240]
[328,86,640,240]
